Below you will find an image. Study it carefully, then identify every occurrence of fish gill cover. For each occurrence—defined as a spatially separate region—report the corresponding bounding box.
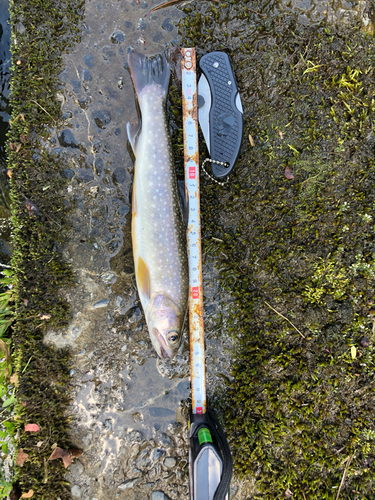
[171,1,375,498]
[7,0,83,498]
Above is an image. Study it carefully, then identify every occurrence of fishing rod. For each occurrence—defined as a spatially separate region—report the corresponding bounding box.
[181,47,243,500]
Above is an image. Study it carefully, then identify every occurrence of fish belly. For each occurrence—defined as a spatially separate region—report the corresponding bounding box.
[132,87,188,314]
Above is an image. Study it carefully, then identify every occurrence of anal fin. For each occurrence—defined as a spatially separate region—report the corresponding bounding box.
[127,121,141,155]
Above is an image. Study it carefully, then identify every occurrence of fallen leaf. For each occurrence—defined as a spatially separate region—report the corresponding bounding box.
[20,490,33,499]
[10,373,18,385]
[9,142,14,150]
[25,200,38,216]
[16,449,29,466]
[25,424,40,432]
[69,447,83,457]
[279,130,284,139]
[248,134,255,147]
[51,442,57,450]
[36,441,44,448]
[360,336,370,348]
[285,488,293,498]
[49,447,72,468]
[284,166,294,180]
[7,169,12,178]
[16,144,21,153]
[23,299,28,306]
[38,314,51,320]
[20,134,27,143]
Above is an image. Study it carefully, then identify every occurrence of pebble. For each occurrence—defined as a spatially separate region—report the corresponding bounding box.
[70,460,84,476]
[151,491,170,500]
[71,485,82,498]
[101,272,117,285]
[151,448,165,461]
[164,457,176,469]
[92,109,112,129]
[58,129,79,148]
[118,478,139,489]
[116,295,125,308]
[83,53,95,68]
[111,30,126,44]
[91,299,110,309]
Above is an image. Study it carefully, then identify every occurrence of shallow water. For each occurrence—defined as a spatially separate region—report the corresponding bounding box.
[38,0,372,498]
[0,0,11,263]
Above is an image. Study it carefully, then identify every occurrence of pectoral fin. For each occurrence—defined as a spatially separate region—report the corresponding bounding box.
[137,256,150,299]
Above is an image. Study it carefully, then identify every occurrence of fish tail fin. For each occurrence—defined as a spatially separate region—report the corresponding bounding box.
[128,50,170,98]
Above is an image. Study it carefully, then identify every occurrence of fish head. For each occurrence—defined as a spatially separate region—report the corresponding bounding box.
[146,294,184,359]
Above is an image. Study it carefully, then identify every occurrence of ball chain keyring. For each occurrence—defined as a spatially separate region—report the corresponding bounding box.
[201,158,230,186]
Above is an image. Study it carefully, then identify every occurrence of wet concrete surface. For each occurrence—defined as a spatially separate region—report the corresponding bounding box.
[42,0,234,498]
[40,0,371,498]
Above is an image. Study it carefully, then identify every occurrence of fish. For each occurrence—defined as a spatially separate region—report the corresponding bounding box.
[127,50,189,359]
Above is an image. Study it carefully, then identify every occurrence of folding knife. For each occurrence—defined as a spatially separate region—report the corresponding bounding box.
[198,51,243,180]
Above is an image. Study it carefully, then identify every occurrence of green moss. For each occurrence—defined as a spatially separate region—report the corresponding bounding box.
[8,0,83,497]
[175,3,375,498]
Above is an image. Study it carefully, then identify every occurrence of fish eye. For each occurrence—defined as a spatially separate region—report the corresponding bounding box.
[167,331,179,345]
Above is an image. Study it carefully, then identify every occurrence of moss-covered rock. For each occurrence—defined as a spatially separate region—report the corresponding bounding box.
[175,3,375,498]
[8,0,83,497]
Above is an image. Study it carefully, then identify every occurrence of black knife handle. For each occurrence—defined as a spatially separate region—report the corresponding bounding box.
[199,52,243,179]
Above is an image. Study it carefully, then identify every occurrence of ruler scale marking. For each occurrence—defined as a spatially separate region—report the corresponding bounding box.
[181,48,206,415]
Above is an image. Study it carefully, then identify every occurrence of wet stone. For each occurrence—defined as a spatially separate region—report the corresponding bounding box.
[91,139,101,153]
[138,18,147,31]
[100,270,117,284]
[151,491,170,500]
[82,69,92,82]
[91,299,110,309]
[164,457,176,469]
[76,170,94,183]
[102,45,114,61]
[63,169,74,180]
[111,30,126,44]
[62,111,72,121]
[128,307,141,323]
[58,129,79,148]
[151,448,165,461]
[158,433,174,448]
[161,18,174,32]
[124,20,133,28]
[71,79,81,92]
[83,53,95,68]
[92,110,112,129]
[78,97,91,109]
[113,167,126,185]
[94,157,103,175]
[70,460,84,476]
[118,478,139,489]
[71,485,82,498]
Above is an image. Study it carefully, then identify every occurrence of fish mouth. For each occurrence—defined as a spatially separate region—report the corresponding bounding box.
[152,327,171,359]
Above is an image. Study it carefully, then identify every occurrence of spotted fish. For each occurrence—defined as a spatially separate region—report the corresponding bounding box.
[127,51,189,359]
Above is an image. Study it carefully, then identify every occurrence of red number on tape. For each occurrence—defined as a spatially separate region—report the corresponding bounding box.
[192,287,199,299]
[189,167,196,179]
[196,407,203,414]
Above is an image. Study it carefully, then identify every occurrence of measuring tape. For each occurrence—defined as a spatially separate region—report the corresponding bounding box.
[181,48,206,415]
